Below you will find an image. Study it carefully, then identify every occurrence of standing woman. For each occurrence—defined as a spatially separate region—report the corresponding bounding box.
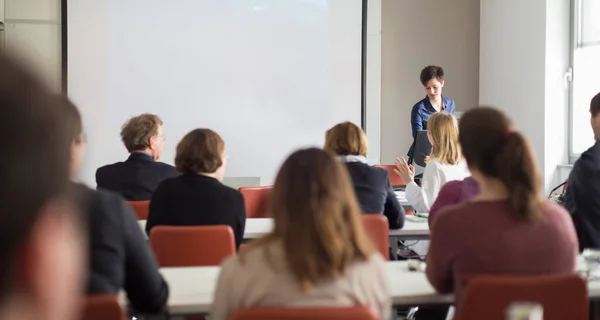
[408,65,455,160]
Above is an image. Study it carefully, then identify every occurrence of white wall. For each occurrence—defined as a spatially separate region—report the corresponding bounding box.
[2,0,61,92]
[480,0,570,193]
[379,0,480,164]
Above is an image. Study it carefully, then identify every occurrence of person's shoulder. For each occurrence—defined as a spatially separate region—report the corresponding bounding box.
[96,161,124,175]
[432,201,474,228]
[411,98,427,111]
[539,200,571,222]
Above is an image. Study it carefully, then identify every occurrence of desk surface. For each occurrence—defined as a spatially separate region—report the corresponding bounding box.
[138,218,429,240]
[158,261,451,316]
[155,261,600,316]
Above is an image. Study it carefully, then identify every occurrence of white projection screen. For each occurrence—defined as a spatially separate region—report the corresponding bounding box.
[68,0,364,185]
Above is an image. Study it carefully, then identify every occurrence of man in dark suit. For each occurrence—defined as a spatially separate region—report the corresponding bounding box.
[65,100,169,314]
[96,113,178,200]
[565,91,600,250]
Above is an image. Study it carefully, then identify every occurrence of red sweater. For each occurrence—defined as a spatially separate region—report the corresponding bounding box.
[426,200,578,319]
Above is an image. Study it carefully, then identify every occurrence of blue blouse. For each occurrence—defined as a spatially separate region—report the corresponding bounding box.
[407,95,455,158]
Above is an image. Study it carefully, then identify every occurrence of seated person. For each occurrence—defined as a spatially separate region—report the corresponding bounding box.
[395,112,469,213]
[428,177,478,227]
[0,53,86,320]
[565,92,600,251]
[96,113,177,200]
[65,101,169,314]
[324,121,405,229]
[210,148,391,320]
[146,129,246,248]
[408,65,455,160]
[426,107,578,320]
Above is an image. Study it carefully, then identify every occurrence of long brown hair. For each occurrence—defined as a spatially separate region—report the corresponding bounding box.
[459,107,542,221]
[242,148,373,290]
[427,112,461,164]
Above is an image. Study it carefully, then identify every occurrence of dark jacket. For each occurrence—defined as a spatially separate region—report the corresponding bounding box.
[72,183,168,314]
[343,161,405,229]
[146,173,246,248]
[96,152,178,201]
[565,140,600,250]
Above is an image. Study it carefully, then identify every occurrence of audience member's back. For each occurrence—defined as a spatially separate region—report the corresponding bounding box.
[425,107,578,320]
[324,122,405,229]
[146,129,246,248]
[64,101,169,314]
[96,113,177,200]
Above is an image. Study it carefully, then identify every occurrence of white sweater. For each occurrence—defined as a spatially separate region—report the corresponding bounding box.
[405,159,470,213]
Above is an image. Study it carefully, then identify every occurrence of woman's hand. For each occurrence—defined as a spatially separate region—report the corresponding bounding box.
[394,157,415,184]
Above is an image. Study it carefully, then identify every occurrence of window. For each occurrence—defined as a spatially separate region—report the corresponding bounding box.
[570,0,600,158]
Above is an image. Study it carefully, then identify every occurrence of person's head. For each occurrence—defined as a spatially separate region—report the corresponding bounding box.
[120,113,164,160]
[0,53,85,320]
[426,112,461,165]
[459,107,542,221]
[420,65,445,101]
[590,92,600,140]
[175,129,227,181]
[62,100,85,178]
[324,121,368,156]
[248,148,373,291]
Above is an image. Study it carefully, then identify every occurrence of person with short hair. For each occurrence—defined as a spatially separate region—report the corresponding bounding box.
[210,148,391,320]
[565,91,600,250]
[426,107,578,320]
[64,100,169,314]
[0,53,85,320]
[324,121,405,229]
[96,113,177,200]
[146,129,246,248]
[408,65,455,159]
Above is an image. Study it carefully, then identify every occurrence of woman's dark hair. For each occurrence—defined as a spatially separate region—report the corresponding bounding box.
[420,65,444,86]
[459,107,542,221]
[175,128,224,174]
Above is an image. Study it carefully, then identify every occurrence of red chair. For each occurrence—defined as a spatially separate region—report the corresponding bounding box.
[80,295,126,320]
[361,215,390,260]
[462,274,588,320]
[239,186,272,218]
[229,306,379,320]
[127,200,150,220]
[149,225,236,267]
[373,164,405,187]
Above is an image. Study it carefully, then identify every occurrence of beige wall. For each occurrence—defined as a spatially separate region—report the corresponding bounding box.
[380,0,480,163]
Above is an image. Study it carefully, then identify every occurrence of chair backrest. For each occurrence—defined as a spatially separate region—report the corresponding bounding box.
[361,214,389,260]
[229,306,379,320]
[373,164,405,187]
[239,186,272,218]
[80,295,126,320]
[149,225,236,267]
[127,200,150,220]
[462,274,588,320]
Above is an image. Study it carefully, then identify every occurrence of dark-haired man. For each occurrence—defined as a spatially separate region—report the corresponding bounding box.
[565,91,600,250]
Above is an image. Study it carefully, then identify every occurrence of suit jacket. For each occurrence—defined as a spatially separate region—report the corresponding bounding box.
[343,160,405,229]
[71,183,168,314]
[146,173,246,248]
[565,140,600,250]
[96,152,178,201]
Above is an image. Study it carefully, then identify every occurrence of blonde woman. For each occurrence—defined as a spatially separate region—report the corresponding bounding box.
[395,112,469,213]
[210,148,391,320]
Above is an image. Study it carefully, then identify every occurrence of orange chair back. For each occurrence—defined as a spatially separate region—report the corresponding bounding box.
[462,274,588,320]
[149,225,236,267]
[239,186,272,218]
[373,164,405,187]
[361,215,389,260]
[229,306,379,320]
[127,200,150,220]
[80,295,126,320]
